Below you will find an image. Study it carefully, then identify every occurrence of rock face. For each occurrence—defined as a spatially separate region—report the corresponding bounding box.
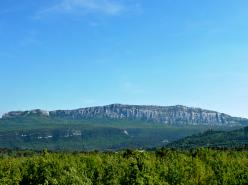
[2,104,247,126]
[2,109,49,118]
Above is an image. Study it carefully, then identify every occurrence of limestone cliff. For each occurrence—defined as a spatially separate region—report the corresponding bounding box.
[3,104,247,126]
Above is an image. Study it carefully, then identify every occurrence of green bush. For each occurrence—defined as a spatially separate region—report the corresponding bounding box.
[0,149,247,185]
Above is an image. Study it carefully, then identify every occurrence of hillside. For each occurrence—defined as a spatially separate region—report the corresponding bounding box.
[0,114,217,151]
[168,126,248,148]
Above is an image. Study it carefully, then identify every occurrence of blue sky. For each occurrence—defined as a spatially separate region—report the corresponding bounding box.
[0,0,248,117]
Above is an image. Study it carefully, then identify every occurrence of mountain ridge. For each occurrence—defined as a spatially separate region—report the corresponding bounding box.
[2,104,248,126]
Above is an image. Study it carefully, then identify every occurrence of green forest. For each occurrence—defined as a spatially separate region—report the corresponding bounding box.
[1,148,248,185]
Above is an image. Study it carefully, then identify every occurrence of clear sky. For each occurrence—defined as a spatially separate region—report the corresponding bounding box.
[0,0,248,118]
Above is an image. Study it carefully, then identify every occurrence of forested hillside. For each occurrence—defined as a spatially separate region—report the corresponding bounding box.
[169,126,248,148]
[0,114,231,151]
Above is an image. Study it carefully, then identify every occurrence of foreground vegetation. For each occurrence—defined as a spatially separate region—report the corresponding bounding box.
[0,148,248,185]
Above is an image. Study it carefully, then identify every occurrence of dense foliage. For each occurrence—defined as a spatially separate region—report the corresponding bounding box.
[0,148,248,185]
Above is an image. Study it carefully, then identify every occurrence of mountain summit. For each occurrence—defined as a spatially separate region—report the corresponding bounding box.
[3,104,248,126]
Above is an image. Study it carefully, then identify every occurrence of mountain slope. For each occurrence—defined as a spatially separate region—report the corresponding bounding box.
[168,126,248,148]
[0,114,221,151]
[0,104,247,151]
